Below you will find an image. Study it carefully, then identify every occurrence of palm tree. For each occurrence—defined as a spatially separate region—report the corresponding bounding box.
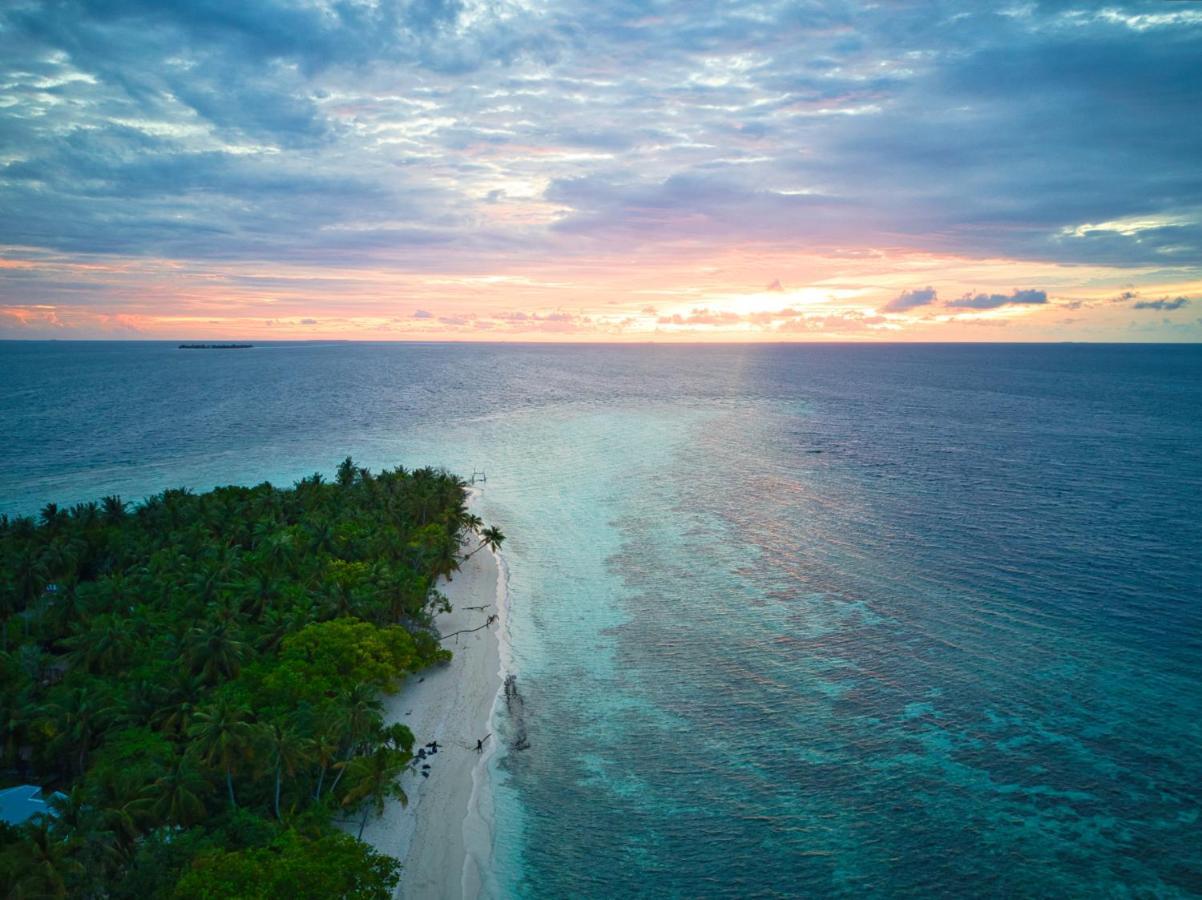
[40,502,65,530]
[185,620,246,683]
[336,456,358,488]
[88,768,148,859]
[41,685,113,776]
[63,614,134,675]
[157,487,195,532]
[40,535,85,582]
[151,669,205,739]
[316,576,357,621]
[256,719,313,819]
[327,685,382,797]
[12,545,47,623]
[189,697,255,808]
[464,525,505,560]
[236,569,278,618]
[100,495,127,525]
[426,529,461,582]
[43,575,88,637]
[256,528,295,576]
[48,787,122,888]
[140,758,207,827]
[69,501,100,530]
[381,565,429,621]
[311,724,342,802]
[256,604,296,653]
[306,522,335,557]
[0,679,31,768]
[9,818,84,898]
[340,745,408,839]
[87,571,130,617]
[47,784,89,837]
[185,564,228,608]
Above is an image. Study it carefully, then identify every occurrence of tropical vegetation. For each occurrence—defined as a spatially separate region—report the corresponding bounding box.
[0,460,496,897]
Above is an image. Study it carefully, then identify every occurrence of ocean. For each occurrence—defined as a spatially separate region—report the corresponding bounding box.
[2,341,1200,896]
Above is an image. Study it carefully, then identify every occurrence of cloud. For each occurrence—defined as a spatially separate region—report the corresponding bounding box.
[299,317,318,325]
[766,279,784,292]
[546,172,848,244]
[0,0,1199,336]
[1133,296,1191,311]
[489,309,588,332]
[947,289,1048,310]
[882,286,937,313]
[777,312,888,333]
[657,308,742,326]
[412,309,434,318]
[746,307,805,324]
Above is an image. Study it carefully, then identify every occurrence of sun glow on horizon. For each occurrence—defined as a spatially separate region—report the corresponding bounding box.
[5,242,1197,342]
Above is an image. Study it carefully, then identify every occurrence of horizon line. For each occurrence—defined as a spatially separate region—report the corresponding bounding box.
[3,338,1201,347]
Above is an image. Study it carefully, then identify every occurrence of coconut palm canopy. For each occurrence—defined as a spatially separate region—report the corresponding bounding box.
[0,460,485,897]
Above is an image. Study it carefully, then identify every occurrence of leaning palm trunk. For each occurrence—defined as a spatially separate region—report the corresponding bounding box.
[226,768,237,808]
[328,745,354,796]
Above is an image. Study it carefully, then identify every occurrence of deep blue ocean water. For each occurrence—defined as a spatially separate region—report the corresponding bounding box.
[2,341,1201,896]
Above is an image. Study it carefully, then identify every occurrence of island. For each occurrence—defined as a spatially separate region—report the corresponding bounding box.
[0,459,505,898]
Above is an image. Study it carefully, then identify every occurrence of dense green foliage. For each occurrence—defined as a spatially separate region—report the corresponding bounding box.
[0,460,486,897]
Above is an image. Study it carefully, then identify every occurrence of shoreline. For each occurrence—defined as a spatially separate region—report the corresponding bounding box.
[461,543,509,899]
[354,527,505,899]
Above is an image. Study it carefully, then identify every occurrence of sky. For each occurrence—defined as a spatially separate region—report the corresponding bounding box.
[1,0,1200,342]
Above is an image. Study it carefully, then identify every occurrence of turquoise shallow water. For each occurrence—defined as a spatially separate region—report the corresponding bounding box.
[2,342,1201,896]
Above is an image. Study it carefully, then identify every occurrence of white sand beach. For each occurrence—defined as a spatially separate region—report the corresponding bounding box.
[355,536,504,899]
